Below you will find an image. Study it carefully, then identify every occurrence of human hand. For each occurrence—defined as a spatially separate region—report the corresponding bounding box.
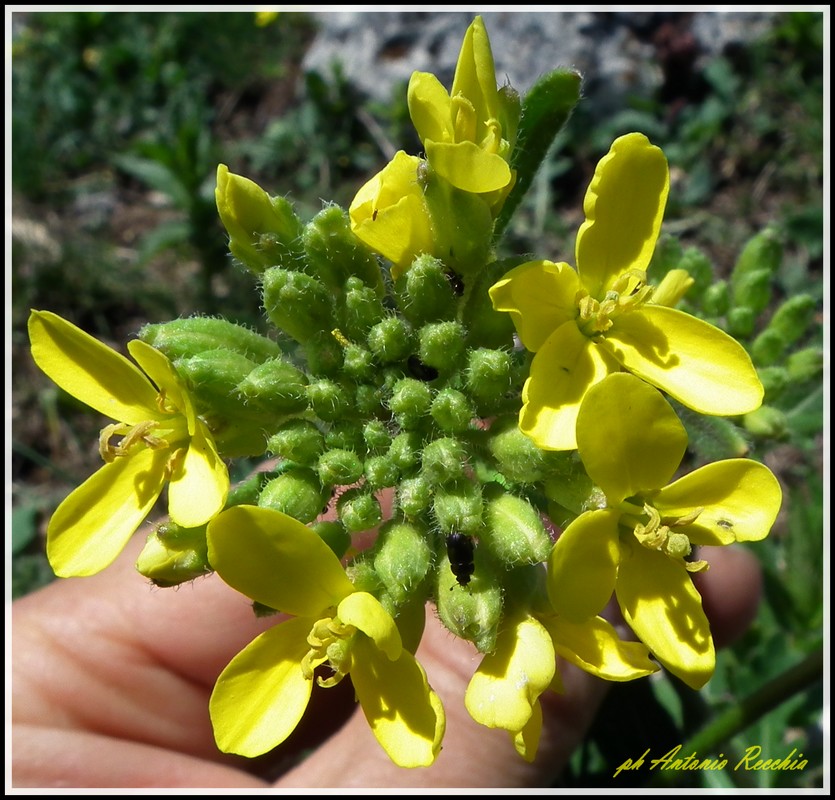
[12,527,762,789]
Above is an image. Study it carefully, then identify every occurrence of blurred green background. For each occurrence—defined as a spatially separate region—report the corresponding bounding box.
[9,10,825,789]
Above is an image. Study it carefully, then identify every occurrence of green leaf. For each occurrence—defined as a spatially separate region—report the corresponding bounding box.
[493,69,582,240]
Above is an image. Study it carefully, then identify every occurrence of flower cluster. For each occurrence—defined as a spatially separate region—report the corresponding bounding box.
[28,16,783,769]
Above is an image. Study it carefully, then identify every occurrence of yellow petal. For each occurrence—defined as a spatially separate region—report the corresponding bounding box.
[576,133,669,299]
[512,700,543,763]
[654,459,782,545]
[47,447,168,577]
[616,540,714,689]
[207,505,355,615]
[167,420,229,528]
[465,613,555,732]
[520,321,618,451]
[576,373,687,502]
[545,614,659,680]
[407,71,452,144]
[451,15,499,127]
[210,616,313,757]
[547,509,621,622]
[488,260,581,352]
[425,140,511,194]
[28,309,160,424]
[351,639,445,768]
[338,592,402,661]
[601,305,764,415]
[127,339,191,428]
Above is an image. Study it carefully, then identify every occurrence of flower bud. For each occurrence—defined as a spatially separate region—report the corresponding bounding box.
[388,377,433,428]
[743,405,788,439]
[786,347,823,382]
[303,205,385,296]
[726,306,757,339]
[756,366,789,400]
[236,357,309,413]
[487,415,547,484]
[731,269,773,318]
[139,316,282,364]
[306,378,352,422]
[262,267,334,344]
[372,519,433,606]
[418,321,466,373]
[677,247,713,298]
[364,454,400,489]
[215,164,305,275]
[732,226,783,281]
[363,419,392,452]
[397,475,433,517]
[766,295,817,346]
[466,347,514,410]
[266,419,325,465]
[421,436,468,485]
[435,541,502,653]
[136,521,210,587]
[367,316,414,363]
[543,452,603,516]
[750,329,787,367]
[337,488,382,532]
[355,383,384,416]
[318,448,364,487]
[430,388,476,433]
[388,431,423,472]
[460,259,518,349]
[308,520,352,560]
[175,349,260,418]
[259,468,327,523]
[325,420,366,452]
[701,279,730,317]
[482,488,552,567]
[303,330,344,375]
[433,477,483,534]
[342,279,386,340]
[397,254,458,324]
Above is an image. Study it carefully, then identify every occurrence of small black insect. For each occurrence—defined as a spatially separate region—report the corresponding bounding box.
[445,269,465,296]
[407,354,439,382]
[446,532,475,588]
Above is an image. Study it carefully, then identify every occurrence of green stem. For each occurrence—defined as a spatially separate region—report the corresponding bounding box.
[648,647,823,787]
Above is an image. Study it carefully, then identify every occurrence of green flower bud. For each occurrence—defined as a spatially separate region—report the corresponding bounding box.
[139,316,283,364]
[388,377,433,428]
[259,468,327,523]
[397,474,433,517]
[466,348,514,410]
[460,259,518,349]
[676,405,752,460]
[341,343,375,381]
[337,488,382,532]
[388,431,423,472]
[266,419,325,465]
[215,164,305,275]
[303,205,385,297]
[236,357,309,413]
[318,448,364,487]
[308,520,351,560]
[677,247,713,298]
[482,488,551,567]
[767,295,818,346]
[342,280,386,340]
[346,557,385,595]
[487,416,547,484]
[543,451,603,516]
[175,349,259,418]
[743,405,788,439]
[786,347,823,382]
[397,254,458,324]
[421,436,468,485]
[325,420,366,452]
[372,519,433,606]
[732,226,783,281]
[430,388,476,433]
[355,383,384,416]
[363,419,392,452]
[731,269,773,318]
[364,454,399,489]
[726,306,757,339]
[206,417,270,458]
[262,267,334,344]
[303,330,344,375]
[750,328,786,367]
[756,366,789,400]
[136,521,210,587]
[306,378,352,422]
[433,478,483,534]
[701,280,730,317]
[418,321,466,373]
[367,316,414,363]
[435,541,502,653]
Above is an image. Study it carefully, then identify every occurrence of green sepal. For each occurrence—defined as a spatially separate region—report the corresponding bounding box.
[262,267,335,344]
[421,436,468,485]
[418,321,467,373]
[266,419,325,465]
[395,254,459,324]
[481,486,551,567]
[136,521,211,587]
[337,487,382,533]
[258,467,328,523]
[317,448,364,487]
[236,357,309,413]
[433,477,483,535]
[372,518,434,607]
[487,415,547,484]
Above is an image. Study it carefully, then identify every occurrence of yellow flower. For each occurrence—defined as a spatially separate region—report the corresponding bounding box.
[489,132,763,450]
[28,310,229,577]
[207,505,445,768]
[407,15,518,200]
[546,373,782,688]
[349,150,435,279]
[465,607,657,761]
